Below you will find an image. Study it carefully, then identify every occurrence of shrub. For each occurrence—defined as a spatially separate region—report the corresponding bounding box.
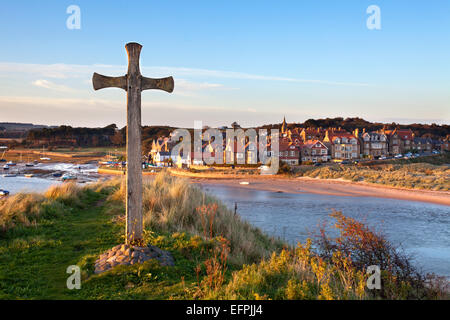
[315,211,449,299]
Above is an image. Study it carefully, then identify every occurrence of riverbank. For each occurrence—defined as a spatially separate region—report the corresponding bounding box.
[188,176,450,207]
[98,167,158,176]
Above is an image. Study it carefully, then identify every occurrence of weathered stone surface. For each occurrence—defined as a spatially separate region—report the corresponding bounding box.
[94,243,175,274]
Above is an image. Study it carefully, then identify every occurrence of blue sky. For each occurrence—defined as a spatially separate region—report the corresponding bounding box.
[0,0,449,127]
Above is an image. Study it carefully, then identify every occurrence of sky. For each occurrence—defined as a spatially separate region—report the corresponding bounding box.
[0,0,449,128]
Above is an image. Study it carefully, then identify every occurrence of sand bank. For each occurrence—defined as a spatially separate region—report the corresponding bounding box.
[188,176,450,207]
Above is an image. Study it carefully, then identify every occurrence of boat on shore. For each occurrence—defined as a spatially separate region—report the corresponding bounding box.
[62,173,77,181]
[3,165,9,171]
[0,189,10,196]
[6,161,16,166]
[24,174,34,178]
[25,163,35,167]
[53,172,63,178]
[3,173,17,177]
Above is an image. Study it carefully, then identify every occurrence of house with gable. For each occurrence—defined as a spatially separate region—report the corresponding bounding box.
[301,140,329,163]
[323,130,360,160]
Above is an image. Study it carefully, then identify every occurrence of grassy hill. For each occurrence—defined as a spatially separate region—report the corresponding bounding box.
[0,173,447,300]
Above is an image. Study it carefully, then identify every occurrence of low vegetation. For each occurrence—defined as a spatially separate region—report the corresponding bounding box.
[296,161,450,191]
[109,172,282,265]
[0,173,448,299]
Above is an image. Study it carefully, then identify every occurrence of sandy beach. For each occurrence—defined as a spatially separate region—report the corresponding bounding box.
[187,176,450,207]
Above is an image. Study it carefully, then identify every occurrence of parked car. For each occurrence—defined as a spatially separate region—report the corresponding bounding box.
[394,154,403,159]
[340,160,349,165]
[313,162,322,167]
[379,156,387,160]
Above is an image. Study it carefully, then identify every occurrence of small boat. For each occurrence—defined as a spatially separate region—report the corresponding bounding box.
[62,174,77,181]
[53,172,63,178]
[6,161,16,166]
[25,163,34,167]
[0,159,6,162]
[0,189,10,196]
[239,181,250,185]
[3,165,9,171]
[24,174,34,178]
[40,157,51,161]
[3,173,17,177]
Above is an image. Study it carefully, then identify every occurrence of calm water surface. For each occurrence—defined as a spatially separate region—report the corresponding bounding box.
[201,184,450,277]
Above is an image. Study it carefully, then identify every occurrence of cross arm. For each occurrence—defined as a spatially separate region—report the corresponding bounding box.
[92,72,127,91]
[141,76,174,93]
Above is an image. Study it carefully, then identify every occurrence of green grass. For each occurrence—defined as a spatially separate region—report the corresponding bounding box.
[0,187,122,299]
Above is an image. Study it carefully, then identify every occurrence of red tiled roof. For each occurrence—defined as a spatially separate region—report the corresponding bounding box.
[302,140,328,149]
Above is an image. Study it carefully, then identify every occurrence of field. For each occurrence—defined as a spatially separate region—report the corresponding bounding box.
[1,147,125,164]
[0,173,447,300]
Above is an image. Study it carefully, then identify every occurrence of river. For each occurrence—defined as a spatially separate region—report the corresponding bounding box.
[201,184,450,278]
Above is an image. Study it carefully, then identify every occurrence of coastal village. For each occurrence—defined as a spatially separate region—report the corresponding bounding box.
[148,117,450,167]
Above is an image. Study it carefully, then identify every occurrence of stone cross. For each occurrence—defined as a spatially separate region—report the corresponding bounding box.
[92,42,174,245]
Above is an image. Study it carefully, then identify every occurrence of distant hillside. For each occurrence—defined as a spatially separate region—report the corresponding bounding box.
[260,117,449,140]
[21,124,177,149]
[0,122,54,139]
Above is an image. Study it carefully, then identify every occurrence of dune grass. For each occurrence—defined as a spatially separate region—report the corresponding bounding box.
[108,172,282,265]
[297,162,450,191]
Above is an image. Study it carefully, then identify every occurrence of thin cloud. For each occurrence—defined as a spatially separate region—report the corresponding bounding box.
[31,79,74,92]
[0,62,370,87]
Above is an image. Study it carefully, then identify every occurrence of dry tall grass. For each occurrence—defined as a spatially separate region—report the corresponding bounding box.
[298,162,450,190]
[109,172,282,265]
[0,181,115,232]
[0,193,45,231]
